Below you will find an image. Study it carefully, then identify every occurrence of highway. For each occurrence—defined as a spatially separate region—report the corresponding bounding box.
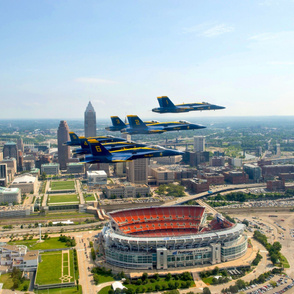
[162,183,266,206]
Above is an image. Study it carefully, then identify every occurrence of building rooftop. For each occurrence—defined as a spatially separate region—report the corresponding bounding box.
[4,142,17,146]
[41,163,60,166]
[0,187,20,194]
[12,174,36,184]
[87,170,107,176]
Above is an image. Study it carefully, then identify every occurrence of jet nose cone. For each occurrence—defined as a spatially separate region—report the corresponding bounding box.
[216,105,225,110]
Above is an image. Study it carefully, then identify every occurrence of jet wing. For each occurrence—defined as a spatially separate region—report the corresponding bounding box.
[112,154,134,162]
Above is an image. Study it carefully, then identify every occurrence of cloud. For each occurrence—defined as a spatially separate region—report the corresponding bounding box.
[75,77,117,84]
[249,32,280,41]
[183,23,234,37]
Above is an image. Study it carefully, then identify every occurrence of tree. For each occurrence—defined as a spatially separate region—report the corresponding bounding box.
[165,273,172,281]
[142,272,148,281]
[203,287,211,294]
[40,172,47,181]
[236,279,246,290]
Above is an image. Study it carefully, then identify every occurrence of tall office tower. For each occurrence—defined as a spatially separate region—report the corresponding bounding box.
[194,136,206,152]
[3,142,18,159]
[127,158,148,184]
[0,163,7,186]
[57,120,70,170]
[84,101,96,137]
[17,138,24,152]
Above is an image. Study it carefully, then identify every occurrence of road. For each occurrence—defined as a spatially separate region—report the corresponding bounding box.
[72,230,99,294]
[162,183,266,206]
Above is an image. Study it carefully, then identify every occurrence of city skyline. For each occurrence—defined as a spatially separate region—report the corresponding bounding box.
[1,1,294,119]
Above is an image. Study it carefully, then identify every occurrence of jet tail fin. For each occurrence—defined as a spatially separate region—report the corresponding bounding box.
[69,132,80,145]
[111,116,126,128]
[79,137,90,150]
[127,115,147,129]
[157,96,175,108]
[88,139,112,156]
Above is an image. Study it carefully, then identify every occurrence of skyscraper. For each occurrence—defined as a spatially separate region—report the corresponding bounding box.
[57,121,70,170]
[84,101,96,137]
[3,142,18,159]
[194,136,206,152]
[17,138,24,153]
[127,158,148,184]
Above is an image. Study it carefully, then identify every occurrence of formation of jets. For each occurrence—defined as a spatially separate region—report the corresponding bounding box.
[64,132,183,163]
[152,96,225,114]
[64,96,225,163]
[105,115,206,135]
[81,140,183,163]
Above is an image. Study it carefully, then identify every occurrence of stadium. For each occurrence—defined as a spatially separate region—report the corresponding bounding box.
[99,206,247,270]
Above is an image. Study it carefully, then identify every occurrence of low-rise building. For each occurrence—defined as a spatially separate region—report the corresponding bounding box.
[10,174,38,194]
[41,163,60,175]
[0,244,39,272]
[67,163,85,174]
[267,179,285,191]
[0,187,21,204]
[201,172,224,185]
[87,170,107,186]
[182,178,209,193]
[150,167,174,185]
[0,205,32,218]
[223,171,249,184]
[243,164,262,182]
[104,183,150,198]
[210,156,225,167]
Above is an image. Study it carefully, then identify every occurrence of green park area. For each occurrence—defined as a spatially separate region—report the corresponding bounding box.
[48,194,79,204]
[36,250,75,285]
[36,286,82,294]
[9,236,71,250]
[96,270,194,293]
[0,271,30,291]
[51,180,75,191]
[83,193,96,202]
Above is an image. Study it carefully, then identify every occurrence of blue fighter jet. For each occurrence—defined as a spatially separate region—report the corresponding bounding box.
[80,139,184,163]
[64,132,127,146]
[152,96,225,113]
[105,116,159,132]
[120,115,206,135]
[73,138,148,155]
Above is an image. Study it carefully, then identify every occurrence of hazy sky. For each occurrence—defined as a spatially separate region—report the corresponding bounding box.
[1,0,294,120]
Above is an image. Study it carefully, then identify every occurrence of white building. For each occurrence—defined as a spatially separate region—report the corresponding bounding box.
[0,187,21,204]
[87,170,107,186]
[10,174,38,194]
[0,244,39,272]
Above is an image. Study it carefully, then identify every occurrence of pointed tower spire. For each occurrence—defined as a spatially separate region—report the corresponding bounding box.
[84,101,96,137]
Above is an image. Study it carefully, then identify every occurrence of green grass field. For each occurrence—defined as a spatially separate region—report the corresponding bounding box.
[51,181,75,190]
[280,254,290,268]
[202,276,214,285]
[98,285,112,294]
[0,273,30,291]
[96,274,115,284]
[36,250,75,285]
[83,193,96,202]
[36,285,82,294]
[36,252,63,285]
[48,194,79,204]
[9,237,69,250]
